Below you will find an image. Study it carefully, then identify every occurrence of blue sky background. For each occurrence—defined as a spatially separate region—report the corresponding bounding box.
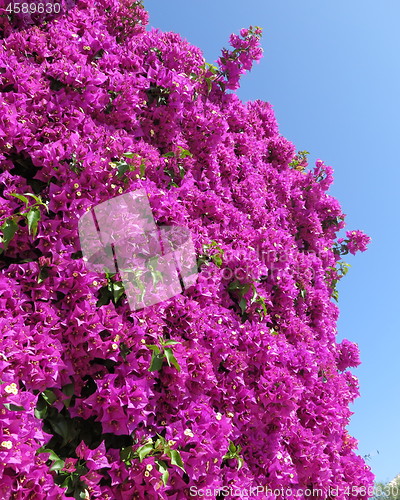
[144,0,400,483]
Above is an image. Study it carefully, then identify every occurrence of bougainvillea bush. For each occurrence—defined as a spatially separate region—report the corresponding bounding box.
[0,1,373,498]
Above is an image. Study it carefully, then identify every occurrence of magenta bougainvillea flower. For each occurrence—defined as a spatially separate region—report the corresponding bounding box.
[0,0,373,498]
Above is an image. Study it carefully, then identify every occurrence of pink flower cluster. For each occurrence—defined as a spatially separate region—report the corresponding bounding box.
[345,231,371,256]
[0,0,373,498]
[218,26,263,90]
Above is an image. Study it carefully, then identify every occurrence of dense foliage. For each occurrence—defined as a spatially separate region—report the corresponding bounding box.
[0,0,373,498]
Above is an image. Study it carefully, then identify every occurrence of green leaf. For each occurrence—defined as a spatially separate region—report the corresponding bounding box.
[228,280,253,316]
[62,383,74,397]
[162,151,175,158]
[155,459,169,486]
[3,403,25,411]
[227,280,238,291]
[42,389,57,405]
[205,241,223,251]
[50,457,66,472]
[177,146,193,159]
[37,447,65,472]
[238,297,247,315]
[120,446,133,460]
[112,281,125,303]
[117,162,130,177]
[96,285,112,307]
[205,77,212,94]
[211,254,222,267]
[164,348,181,372]
[120,446,134,466]
[24,192,44,205]
[139,161,146,178]
[0,217,18,251]
[162,340,180,346]
[223,440,244,469]
[62,383,74,408]
[199,241,224,268]
[146,344,161,353]
[339,262,351,276]
[169,449,185,472]
[26,206,41,237]
[256,296,268,316]
[37,447,57,460]
[228,280,250,296]
[119,342,131,361]
[197,255,208,268]
[123,152,136,158]
[163,167,179,187]
[178,164,186,179]
[137,443,154,462]
[50,417,71,444]
[9,193,30,207]
[38,266,49,284]
[154,433,166,449]
[218,81,226,93]
[34,397,48,419]
[202,62,219,75]
[149,351,165,372]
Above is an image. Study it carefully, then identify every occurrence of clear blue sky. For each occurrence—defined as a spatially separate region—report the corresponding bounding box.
[144,0,400,483]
